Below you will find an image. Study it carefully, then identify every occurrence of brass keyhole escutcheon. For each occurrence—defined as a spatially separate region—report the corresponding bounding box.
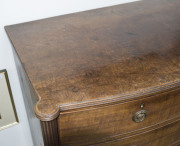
[132,110,147,123]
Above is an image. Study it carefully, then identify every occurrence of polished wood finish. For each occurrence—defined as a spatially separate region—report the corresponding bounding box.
[5,0,180,120]
[5,0,180,145]
[58,89,180,145]
[41,119,60,146]
[97,120,180,146]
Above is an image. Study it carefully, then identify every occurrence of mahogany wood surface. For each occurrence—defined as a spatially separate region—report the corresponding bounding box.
[58,89,180,145]
[97,120,180,146]
[41,119,60,146]
[5,0,180,120]
[5,0,180,145]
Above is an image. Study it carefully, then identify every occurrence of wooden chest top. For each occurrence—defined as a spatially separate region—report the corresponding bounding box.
[5,0,180,120]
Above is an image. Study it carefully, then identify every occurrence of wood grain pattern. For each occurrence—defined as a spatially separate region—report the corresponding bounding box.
[97,120,180,146]
[5,0,180,120]
[5,0,180,145]
[41,119,60,146]
[58,89,180,145]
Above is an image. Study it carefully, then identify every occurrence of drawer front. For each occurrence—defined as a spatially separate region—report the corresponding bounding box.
[97,120,180,146]
[58,89,180,145]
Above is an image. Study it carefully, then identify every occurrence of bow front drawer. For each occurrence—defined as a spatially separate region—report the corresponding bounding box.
[58,88,180,145]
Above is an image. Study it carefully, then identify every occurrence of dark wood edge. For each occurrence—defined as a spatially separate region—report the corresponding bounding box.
[59,80,180,112]
[61,87,180,115]
[41,119,60,146]
[35,80,180,121]
[34,104,60,121]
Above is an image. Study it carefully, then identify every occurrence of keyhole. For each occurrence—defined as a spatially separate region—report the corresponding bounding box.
[141,103,144,108]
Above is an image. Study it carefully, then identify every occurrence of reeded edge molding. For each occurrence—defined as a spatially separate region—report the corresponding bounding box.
[59,80,180,111]
[40,119,60,146]
[34,79,180,121]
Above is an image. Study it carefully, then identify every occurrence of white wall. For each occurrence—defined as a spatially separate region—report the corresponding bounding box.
[0,0,139,146]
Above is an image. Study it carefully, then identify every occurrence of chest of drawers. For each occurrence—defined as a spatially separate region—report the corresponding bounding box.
[5,0,180,145]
